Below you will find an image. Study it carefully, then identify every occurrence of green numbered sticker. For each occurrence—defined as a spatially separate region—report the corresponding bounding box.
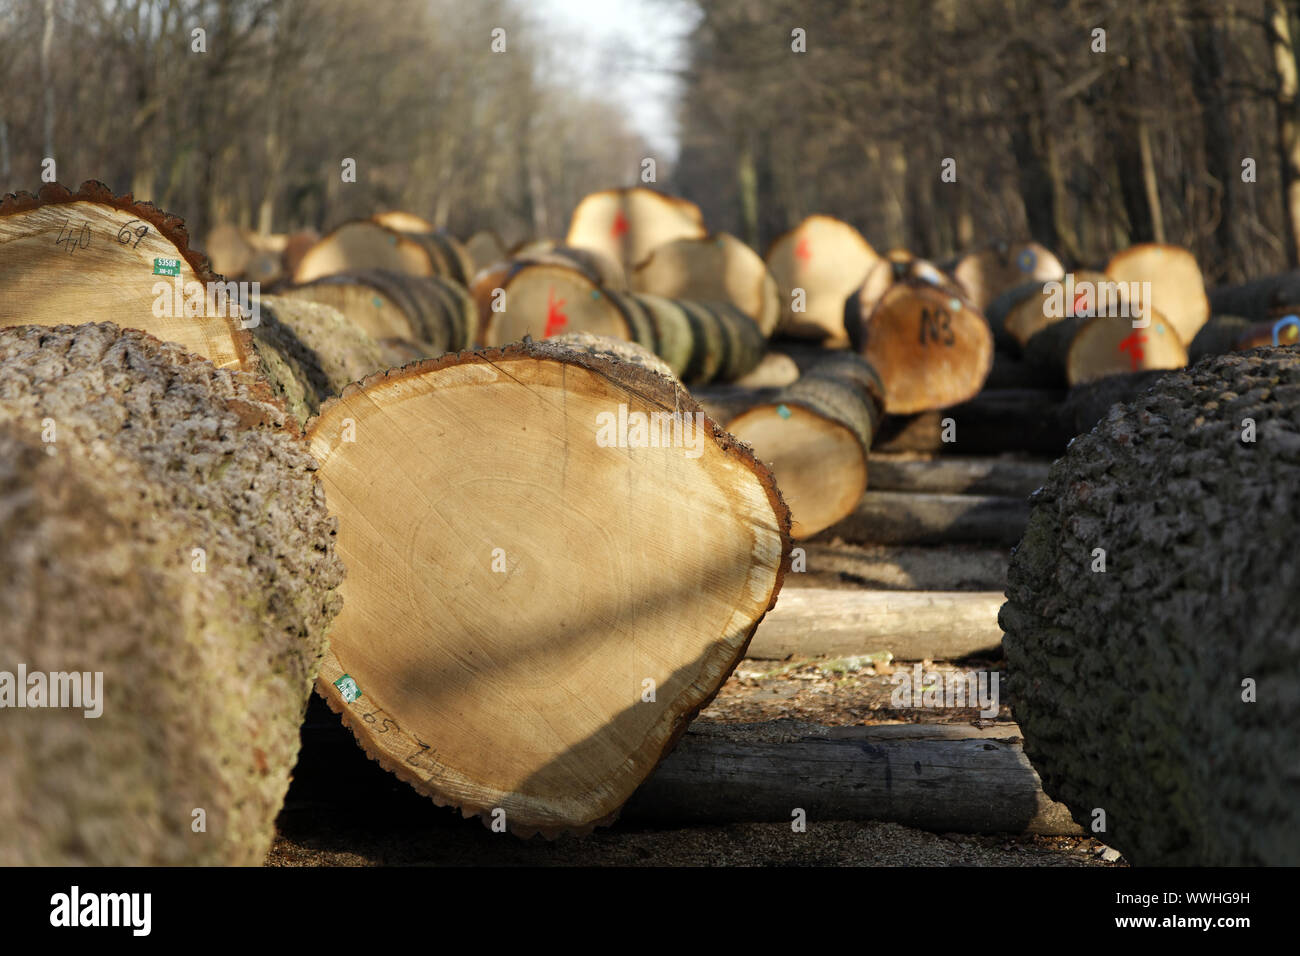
[153,257,181,277]
[334,674,362,703]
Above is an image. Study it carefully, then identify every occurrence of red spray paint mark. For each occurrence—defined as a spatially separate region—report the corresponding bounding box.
[1118,332,1147,370]
[795,236,812,262]
[611,210,629,239]
[1073,292,1089,316]
[544,288,568,337]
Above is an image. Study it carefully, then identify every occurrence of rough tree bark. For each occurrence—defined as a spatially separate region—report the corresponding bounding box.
[1001,349,1300,865]
[0,323,343,865]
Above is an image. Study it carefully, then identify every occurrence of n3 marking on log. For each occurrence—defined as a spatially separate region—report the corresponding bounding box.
[919,306,955,346]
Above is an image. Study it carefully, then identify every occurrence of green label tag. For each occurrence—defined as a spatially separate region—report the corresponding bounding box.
[334,674,362,703]
[777,404,791,419]
[153,257,181,277]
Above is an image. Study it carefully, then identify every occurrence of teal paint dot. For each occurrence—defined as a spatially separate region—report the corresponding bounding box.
[949,298,962,311]
[591,290,600,299]
[372,296,383,308]
[777,404,791,419]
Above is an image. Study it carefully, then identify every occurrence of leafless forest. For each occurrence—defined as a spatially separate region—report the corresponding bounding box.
[4,0,1300,285]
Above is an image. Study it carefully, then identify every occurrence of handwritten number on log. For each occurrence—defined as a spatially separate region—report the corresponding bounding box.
[361,711,398,734]
[116,219,150,248]
[919,307,955,346]
[406,738,439,770]
[55,219,91,253]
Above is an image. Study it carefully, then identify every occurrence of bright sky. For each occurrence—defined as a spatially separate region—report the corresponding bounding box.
[530,0,696,161]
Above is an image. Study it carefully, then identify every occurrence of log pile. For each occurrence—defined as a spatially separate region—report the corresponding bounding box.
[0,322,343,865]
[1001,349,1300,865]
[274,270,476,361]
[10,177,1295,859]
[293,218,474,286]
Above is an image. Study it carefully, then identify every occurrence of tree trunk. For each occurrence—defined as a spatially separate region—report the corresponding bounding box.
[0,323,343,865]
[1001,349,1300,865]
[305,338,791,836]
[1273,0,1300,264]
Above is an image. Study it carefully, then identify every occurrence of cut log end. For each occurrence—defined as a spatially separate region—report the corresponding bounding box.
[304,341,790,836]
[858,279,994,414]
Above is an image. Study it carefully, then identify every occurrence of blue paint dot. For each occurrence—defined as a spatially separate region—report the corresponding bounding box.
[777,404,791,419]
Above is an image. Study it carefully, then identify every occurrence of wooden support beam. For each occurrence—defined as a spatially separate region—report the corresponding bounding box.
[866,454,1049,497]
[624,720,1083,836]
[789,542,1009,592]
[747,588,1004,660]
[823,490,1029,547]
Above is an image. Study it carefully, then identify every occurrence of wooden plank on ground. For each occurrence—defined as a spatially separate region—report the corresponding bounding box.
[624,719,1082,835]
[747,588,1004,660]
[823,490,1029,546]
[867,453,1049,496]
[787,541,1009,591]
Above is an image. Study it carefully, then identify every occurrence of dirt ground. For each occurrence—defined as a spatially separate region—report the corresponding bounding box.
[269,655,1121,867]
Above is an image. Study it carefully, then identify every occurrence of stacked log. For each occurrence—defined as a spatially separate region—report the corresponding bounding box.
[994,271,1130,353]
[469,243,628,330]
[945,241,1064,312]
[848,276,994,414]
[1022,312,1187,386]
[463,229,507,274]
[1104,242,1210,345]
[203,224,319,285]
[0,323,343,865]
[0,181,254,371]
[725,352,885,537]
[633,232,781,337]
[1207,270,1300,321]
[764,215,880,345]
[305,337,789,836]
[293,219,474,286]
[844,251,959,341]
[1001,349,1300,865]
[275,270,476,359]
[250,295,390,426]
[481,260,765,383]
[565,186,706,274]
